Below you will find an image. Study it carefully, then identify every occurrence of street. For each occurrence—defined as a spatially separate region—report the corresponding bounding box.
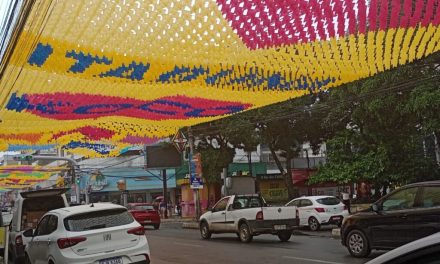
[147,223,383,264]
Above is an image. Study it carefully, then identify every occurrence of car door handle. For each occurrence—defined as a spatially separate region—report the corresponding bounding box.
[221,212,226,215]
[399,214,408,219]
[47,239,51,245]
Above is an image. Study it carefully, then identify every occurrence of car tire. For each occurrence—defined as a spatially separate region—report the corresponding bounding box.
[277,230,292,242]
[153,224,160,230]
[200,221,211,239]
[239,223,253,243]
[346,229,371,258]
[24,254,31,264]
[308,217,321,231]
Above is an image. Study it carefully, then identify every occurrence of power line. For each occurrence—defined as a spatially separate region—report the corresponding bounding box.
[189,75,440,134]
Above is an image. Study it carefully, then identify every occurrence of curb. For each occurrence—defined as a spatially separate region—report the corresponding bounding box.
[182,222,199,229]
[332,228,341,238]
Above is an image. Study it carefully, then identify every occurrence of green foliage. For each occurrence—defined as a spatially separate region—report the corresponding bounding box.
[192,52,440,192]
[311,53,440,186]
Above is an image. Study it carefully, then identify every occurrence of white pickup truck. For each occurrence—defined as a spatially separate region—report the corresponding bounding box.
[199,194,299,242]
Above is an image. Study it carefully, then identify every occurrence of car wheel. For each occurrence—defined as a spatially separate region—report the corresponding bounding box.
[346,229,371,258]
[153,224,160,230]
[24,254,31,264]
[200,221,211,239]
[308,217,321,231]
[239,223,253,243]
[277,230,292,242]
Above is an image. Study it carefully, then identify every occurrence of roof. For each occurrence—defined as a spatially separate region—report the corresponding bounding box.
[292,196,337,200]
[50,203,125,217]
[366,232,440,264]
[403,180,440,188]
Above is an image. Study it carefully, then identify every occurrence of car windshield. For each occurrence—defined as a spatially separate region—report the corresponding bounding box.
[132,205,154,211]
[64,209,134,231]
[316,197,341,206]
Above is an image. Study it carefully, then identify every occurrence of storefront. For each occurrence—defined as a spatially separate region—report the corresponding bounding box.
[256,174,288,203]
[291,169,353,197]
[79,167,177,205]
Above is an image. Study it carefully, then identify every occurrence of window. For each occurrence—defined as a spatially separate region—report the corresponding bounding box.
[316,197,341,206]
[34,215,50,236]
[382,187,418,211]
[300,199,313,207]
[233,197,249,209]
[213,197,229,212]
[64,209,134,232]
[420,186,440,208]
[287,200,300,207]
[387,245,440,264]
[249,197,262,208]
[46,215,58,234]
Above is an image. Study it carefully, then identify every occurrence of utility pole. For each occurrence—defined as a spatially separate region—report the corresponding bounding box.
[162,169,168,219]
[188,127,201,219]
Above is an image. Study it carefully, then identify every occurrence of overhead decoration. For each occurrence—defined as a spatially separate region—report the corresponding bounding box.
[0,165,66,189]
[0,0,439,156]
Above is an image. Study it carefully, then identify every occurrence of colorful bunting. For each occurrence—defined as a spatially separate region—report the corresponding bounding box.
[0,0,438,156]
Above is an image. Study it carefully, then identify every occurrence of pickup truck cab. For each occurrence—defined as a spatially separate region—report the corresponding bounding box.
[199,194,299,242]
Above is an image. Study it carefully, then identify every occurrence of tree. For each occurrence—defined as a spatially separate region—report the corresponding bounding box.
[310,53,440,190]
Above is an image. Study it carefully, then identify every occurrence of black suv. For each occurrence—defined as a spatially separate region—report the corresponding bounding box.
[341,181,440,258]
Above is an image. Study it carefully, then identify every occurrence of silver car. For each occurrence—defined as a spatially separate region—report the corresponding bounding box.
[366,232,440,264]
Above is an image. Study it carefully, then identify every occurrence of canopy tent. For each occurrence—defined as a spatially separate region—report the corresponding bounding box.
[0,0,438,156]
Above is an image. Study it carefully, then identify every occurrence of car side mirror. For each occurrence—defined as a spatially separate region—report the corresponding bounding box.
[23,229,34,237]
[371,204,381,213]
[208,207,213,212]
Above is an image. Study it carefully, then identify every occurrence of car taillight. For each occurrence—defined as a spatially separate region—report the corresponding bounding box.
[315,208,325,213]
[256,211,264,220]
[15,235,23,246]
[57,237,87,249]
[343,205,348,211]
[144,254,150,262]
[127,226,145,235]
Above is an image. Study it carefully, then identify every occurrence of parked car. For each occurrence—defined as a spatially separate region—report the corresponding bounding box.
[199,194,299,243]
[341,181,440,258]
[365,232,440,264]
[285,196,349,231]
[23,203,150,264]
[9,188,69,263]
[127,203,161,229]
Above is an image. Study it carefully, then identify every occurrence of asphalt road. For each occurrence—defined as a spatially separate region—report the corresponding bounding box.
[147,223,384,264]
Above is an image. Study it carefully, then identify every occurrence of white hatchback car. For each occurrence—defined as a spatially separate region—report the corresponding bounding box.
[286,196,349,231]
[23,203,150,264]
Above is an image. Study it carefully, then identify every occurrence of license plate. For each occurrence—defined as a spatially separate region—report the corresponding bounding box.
[274,225,287,230]
[143,220,151,223]
[99,257,122,264]
[332,216,342,220]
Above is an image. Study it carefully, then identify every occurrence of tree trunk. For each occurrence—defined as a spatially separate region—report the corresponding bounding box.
[268,145,296,200]
[285,152,298,199]
[434,132,440,166]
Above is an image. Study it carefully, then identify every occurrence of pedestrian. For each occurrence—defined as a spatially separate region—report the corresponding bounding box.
[176,201,182,216]
[159,200,166,218]
[342,192,351,214]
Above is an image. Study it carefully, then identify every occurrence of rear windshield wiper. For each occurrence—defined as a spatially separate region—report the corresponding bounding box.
[84,224,106,230]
